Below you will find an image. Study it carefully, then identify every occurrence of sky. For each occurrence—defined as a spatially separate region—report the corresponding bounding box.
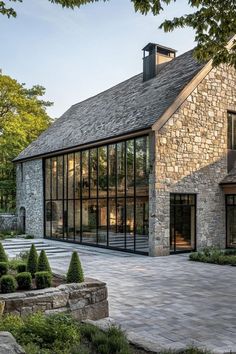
[0,0,195,118]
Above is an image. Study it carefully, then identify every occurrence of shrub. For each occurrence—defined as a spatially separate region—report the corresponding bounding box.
[0,262,8,277]
[27,244,38,277]
[15,272,32,290]
[35,271,52,289]
[67,251,84,283]
[0,275,17,293]
[16,262,27,273]
[0,314,24,338]
[0,243,8,262]
[19,250,30,261]
[38,250,51,273]
[25,234,34,239]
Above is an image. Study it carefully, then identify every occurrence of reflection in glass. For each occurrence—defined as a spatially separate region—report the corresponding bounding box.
[82,151,89,198]
[51,157,57,199]
[68,154,74,199]
[126,140,134,196]
[51,201,63,239]
[90,149,97,198]
[68,200,74,240]
[82,200,97,243]
[98,147,107,197]
[45,159,51,200]
[98,199,107,245]
[75,152,81,199]
[226,196,236,248]
[136,137,149,196]
[75,200,81,241]
[109,145,116,197]
[45,135,149,254]
[126,198,134,250]
[117,142,125,196]
[57,156,63,199]
[136,197,149,252]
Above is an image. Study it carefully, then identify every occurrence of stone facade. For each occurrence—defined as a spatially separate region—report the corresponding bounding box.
[16,159,44,238]
[0,278,109,320]
[150,64,236,256]
[0,214,17,232]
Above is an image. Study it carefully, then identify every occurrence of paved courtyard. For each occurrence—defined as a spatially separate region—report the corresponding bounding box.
[3,238,236,353]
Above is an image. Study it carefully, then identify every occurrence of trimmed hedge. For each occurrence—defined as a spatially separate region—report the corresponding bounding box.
[15,272,32,290]
[66,251,84,283]
[16,263,27,273]
[0,275,17,293]
[0,243,8,262]
[27,244,38,277]
[0,262,8,277]
[189,247,236,266]
[35,271,52,289]
[38,250,51,273]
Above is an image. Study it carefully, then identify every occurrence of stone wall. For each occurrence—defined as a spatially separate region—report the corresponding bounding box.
[0,278,109,320]
[16,159,44,238]
[0,214,17,232]
[150,64,236,256]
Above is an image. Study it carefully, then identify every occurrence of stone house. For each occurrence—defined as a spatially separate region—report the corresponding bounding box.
[14,37,236,256]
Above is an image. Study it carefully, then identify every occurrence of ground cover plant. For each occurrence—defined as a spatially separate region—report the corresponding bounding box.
[0,312,213,354]
[189,247,236,266]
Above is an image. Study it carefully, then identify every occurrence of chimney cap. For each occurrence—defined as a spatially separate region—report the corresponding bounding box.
[142,42,177,54]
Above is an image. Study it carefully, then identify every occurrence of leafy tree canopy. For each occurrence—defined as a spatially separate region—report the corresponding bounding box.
[0,71,52,210]
[1,1,236,68]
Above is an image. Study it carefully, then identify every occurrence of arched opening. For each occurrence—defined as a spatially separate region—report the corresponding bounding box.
[19,207,26,234]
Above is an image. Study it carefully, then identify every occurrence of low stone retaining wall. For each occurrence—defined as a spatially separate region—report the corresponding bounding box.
[0,213,17,232]
[0,278,109,320]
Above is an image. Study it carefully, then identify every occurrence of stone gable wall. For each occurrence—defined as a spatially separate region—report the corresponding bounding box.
[150,64,236,256]
[16,159,44,238]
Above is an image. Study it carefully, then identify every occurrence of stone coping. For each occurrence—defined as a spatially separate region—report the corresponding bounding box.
[0,277,109,321]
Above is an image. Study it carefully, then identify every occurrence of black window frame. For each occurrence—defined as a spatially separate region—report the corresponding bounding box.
[43,135,150,255]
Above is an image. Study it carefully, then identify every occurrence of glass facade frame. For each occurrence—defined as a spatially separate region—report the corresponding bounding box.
[170,193,196,253]
[226,195,236,248]
[44,135,149,255]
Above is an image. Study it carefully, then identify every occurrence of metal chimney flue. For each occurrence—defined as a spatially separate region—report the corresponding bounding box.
[142,43,177,82]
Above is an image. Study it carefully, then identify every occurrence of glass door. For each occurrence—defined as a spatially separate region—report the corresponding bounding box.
[170,194,196,252]
[226,195,236,248]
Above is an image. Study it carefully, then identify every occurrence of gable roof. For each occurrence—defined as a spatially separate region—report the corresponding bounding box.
[15,49,204,162]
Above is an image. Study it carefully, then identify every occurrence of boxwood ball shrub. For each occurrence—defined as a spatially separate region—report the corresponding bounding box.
[35,271,52,289]
[0,275,17,293]
[0,262,8,277]
[66,251,84,283]
[38,250,51,273]
[0,243,8,262]
[16,263,27,273]
[15,272,32,290]
[27,244,38,277]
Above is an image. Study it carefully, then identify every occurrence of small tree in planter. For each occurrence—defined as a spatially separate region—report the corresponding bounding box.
[0,262,8,277]
[38,250,51,273]
[35,271,52,289]
[15,272,32,290]
[0,243,8,262]
[66,251,84,283]
[27,244,38,277]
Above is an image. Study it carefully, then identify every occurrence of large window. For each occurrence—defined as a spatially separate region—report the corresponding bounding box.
[44,136,149,254]
[226,195,236,248]
[228,112,236,150]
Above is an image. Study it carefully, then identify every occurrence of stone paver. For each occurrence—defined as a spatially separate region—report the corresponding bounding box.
[3,238,236,353]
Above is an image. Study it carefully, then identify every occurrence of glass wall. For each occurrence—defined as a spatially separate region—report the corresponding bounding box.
[44,136,149,254]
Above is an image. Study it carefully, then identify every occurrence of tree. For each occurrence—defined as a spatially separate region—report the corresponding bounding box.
[38,250,52,273]
[26,244,38,277]
[0,72,52,211]
[1,1,236,68]
[66,251,84,283]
